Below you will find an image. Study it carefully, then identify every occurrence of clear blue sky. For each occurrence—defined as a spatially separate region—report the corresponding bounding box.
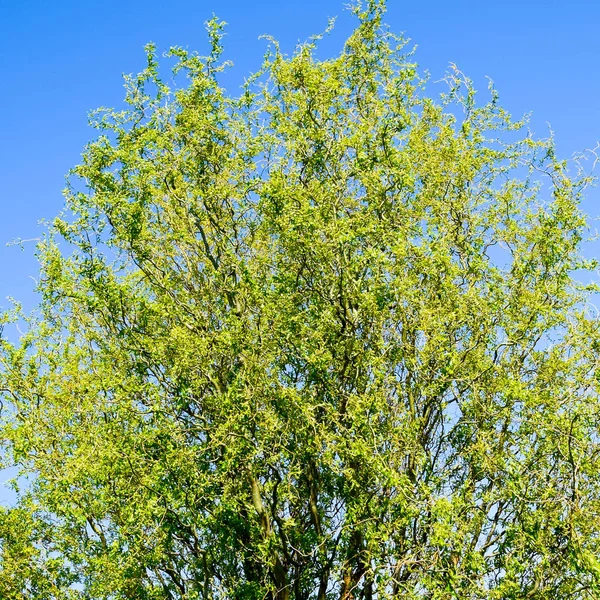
[0,1,599,498]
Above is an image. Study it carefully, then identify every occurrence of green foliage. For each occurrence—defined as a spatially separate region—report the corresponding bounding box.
[2,1,600,598]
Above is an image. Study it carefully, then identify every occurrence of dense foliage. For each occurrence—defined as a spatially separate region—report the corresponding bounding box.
[2,2,600,598]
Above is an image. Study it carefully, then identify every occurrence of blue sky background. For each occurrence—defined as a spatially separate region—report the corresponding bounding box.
[0,0,599,501]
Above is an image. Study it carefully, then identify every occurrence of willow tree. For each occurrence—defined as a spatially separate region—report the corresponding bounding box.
[2,2,600,599]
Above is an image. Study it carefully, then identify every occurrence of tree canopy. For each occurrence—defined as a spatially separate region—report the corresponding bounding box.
[2,1,600,598]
